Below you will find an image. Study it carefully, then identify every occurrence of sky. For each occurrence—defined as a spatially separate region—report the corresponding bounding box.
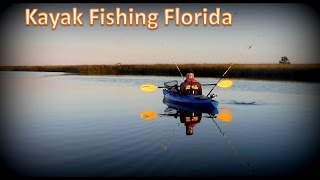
[0,3,319,65]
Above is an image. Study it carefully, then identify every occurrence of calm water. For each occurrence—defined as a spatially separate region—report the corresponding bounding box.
[0,72,319,176]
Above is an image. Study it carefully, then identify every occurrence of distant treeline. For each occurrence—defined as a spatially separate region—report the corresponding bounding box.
[1,64,320,82]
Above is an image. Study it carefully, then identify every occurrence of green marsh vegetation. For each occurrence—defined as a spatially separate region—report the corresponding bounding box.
[1,64,319,82]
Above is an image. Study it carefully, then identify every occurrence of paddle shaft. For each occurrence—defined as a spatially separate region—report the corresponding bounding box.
[158,83,217,89]
[160,113,216,118]
[206,63,233,97]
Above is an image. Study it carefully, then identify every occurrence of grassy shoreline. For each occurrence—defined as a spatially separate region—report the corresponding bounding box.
[1,64,320,82]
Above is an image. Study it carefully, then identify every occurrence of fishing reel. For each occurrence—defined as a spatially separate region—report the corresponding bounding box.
[209,94,217,99]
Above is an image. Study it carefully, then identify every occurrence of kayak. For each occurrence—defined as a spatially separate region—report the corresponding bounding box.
[162,89,219,114]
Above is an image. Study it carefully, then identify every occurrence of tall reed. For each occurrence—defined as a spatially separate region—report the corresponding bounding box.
[1,64,319,82]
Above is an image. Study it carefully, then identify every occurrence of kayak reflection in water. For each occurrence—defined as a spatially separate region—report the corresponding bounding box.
[179,111,202,136]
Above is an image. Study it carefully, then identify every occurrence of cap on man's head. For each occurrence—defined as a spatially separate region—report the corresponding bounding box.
[186,73,194,78]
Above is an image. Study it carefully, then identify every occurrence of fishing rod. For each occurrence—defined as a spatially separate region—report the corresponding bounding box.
[174,61,184,80]
[206,63,234,97]
[160,121,181,150]
[211,117,253,175]
[162,42,184,80]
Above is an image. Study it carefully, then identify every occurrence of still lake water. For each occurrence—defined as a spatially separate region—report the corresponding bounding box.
[0,71,319,176]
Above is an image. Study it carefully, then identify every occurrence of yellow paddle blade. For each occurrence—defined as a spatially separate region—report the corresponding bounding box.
[141,84,158,92]
[217,109,233,122]
[217,79,233,88]
[140,111,158,121]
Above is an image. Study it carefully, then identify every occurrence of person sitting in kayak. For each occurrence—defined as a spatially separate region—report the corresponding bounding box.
[180,73,202,95]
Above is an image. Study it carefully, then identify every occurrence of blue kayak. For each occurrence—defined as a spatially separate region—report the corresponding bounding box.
[163,89,219,114]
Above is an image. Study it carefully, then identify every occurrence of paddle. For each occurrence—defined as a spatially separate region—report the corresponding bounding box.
[140,110,158,120]
[140,109,233,122]
[141,79,233,92]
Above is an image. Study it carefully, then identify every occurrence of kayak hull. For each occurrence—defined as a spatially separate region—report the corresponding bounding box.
[163,89,219,114]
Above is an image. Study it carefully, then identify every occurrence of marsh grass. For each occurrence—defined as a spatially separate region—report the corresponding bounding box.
[1,64,319,82]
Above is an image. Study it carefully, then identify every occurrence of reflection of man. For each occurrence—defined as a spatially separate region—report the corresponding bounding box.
[180,73,202,95]
[180,111,202,136]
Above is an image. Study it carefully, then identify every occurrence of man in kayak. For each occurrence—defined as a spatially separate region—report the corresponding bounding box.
[180,73,202,95]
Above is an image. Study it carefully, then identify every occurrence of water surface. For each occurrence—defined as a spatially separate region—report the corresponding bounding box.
[1,72,319,176]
